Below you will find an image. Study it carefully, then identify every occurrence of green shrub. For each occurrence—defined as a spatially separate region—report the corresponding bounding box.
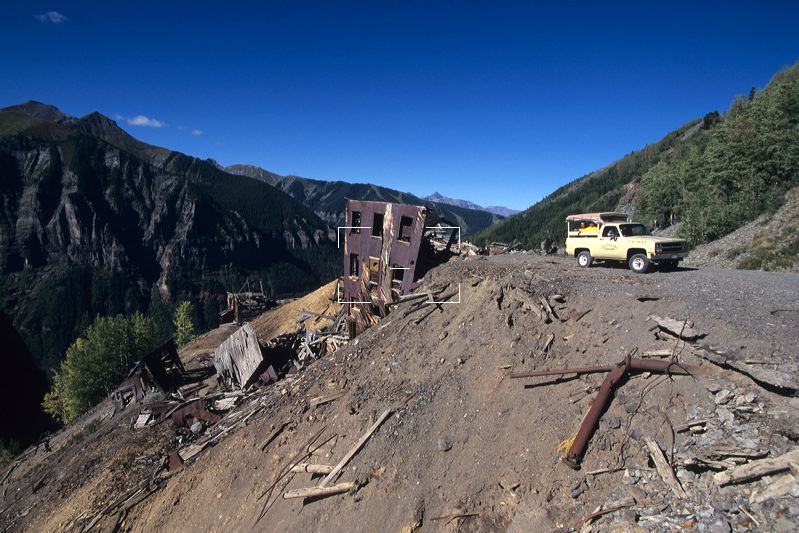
[42,313,159,423]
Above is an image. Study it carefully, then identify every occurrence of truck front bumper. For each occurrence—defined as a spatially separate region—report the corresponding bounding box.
[650,252,688,261]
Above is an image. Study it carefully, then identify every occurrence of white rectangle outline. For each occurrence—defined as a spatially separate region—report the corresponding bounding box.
[337,226,371,248]
[337,225,463,305]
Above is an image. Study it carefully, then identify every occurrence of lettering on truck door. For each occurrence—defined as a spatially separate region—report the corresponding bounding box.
[600,225,621,259]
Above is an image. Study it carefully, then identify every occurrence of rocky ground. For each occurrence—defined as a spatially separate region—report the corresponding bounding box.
[1,254,798,532]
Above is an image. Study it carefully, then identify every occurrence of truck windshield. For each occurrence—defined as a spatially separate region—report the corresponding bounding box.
[619,224,651,237]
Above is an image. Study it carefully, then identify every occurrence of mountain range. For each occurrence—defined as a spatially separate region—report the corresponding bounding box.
[0,101,340,371]
[423,191,519,217]
[225,164,504,235]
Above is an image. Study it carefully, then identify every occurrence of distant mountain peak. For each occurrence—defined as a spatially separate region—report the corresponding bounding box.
[422,192,519,218]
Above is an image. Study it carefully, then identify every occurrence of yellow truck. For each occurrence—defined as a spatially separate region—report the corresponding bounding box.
[564,212,689,273]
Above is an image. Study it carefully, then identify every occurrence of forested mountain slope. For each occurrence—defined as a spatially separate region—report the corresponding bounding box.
[477,61,799,262]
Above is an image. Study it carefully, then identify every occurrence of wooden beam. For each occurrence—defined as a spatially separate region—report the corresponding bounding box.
[283,482,355,500]
[319,408,393,488]
[290,463,333,474]
[645,437,687,499]
[714,448,799,486]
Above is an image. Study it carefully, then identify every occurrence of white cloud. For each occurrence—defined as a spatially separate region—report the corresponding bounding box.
[34,11,67,24]
[191,129,203,136]
[127,115,165,128]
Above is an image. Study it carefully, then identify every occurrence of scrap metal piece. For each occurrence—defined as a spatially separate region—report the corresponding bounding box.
[170,398,222,428]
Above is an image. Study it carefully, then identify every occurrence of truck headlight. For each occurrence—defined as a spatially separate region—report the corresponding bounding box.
[655,244,662,253]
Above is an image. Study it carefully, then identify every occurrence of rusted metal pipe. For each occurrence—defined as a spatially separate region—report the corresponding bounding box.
[563,364,628,469]
[512,356,703,469]
[509,358,697,379]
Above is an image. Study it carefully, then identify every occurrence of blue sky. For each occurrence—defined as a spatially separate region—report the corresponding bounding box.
[2,2,798,210]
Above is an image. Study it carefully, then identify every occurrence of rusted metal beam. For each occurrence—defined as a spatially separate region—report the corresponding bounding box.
[563,364,627,469]
[510,365,616,379]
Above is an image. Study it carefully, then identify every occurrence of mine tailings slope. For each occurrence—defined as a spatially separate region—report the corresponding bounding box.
[2,255,788,531]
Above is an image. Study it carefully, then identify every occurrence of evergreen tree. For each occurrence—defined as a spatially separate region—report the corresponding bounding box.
[174,301,196,347]
[42,313,159,423]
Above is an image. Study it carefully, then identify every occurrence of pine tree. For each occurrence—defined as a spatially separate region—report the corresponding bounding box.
[174,301,196,347]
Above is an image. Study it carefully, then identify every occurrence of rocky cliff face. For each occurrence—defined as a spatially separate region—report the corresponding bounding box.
[0,102,338,369]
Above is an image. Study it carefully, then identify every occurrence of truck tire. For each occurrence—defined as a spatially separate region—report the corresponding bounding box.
[577,251,593,268]
[628,253,650,274]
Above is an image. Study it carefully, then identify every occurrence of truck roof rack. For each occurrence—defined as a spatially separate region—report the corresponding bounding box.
[565,212,630,224]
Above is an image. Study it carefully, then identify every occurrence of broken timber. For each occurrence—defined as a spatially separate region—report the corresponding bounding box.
[713,448,799,486]
[213,323,264,389]
[645,437,688,498]
[283,482,356,500]
[319,408,393,488]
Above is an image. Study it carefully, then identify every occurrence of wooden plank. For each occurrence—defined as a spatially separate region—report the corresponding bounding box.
[310,390,347,408]
[289,463,333,474]
[319,408,393,488]
[283,482,355,499]
[645,437,687,499]
[212,323,264,388]
[714,448,799,486]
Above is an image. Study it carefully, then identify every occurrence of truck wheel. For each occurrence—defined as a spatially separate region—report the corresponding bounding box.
[577,251,593,268]
[628,254,650,274]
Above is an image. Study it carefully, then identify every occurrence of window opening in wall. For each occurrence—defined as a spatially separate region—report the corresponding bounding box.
[372,213,384,238]
[398,216,413,243]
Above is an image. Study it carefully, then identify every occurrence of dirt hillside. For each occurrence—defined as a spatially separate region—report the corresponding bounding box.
[2,255,798,532]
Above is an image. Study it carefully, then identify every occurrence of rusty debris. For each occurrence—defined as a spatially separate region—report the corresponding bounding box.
[170,398,223,428]
[512,353,705,469]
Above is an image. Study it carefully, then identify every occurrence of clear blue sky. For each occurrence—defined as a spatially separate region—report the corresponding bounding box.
[2,2,798,210]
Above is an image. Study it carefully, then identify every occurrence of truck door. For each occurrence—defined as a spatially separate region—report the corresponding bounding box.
[600,225,621,259]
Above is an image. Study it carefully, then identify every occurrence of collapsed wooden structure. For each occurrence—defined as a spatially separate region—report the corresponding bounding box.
[113,339,185,412]
[213,323,265,389]
[219,280,274,324]
[341,200,457,335]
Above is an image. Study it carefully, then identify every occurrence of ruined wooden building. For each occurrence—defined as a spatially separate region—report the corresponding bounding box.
[219,280,274,324]
[113,339,186,412]
[341,200,457,335]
